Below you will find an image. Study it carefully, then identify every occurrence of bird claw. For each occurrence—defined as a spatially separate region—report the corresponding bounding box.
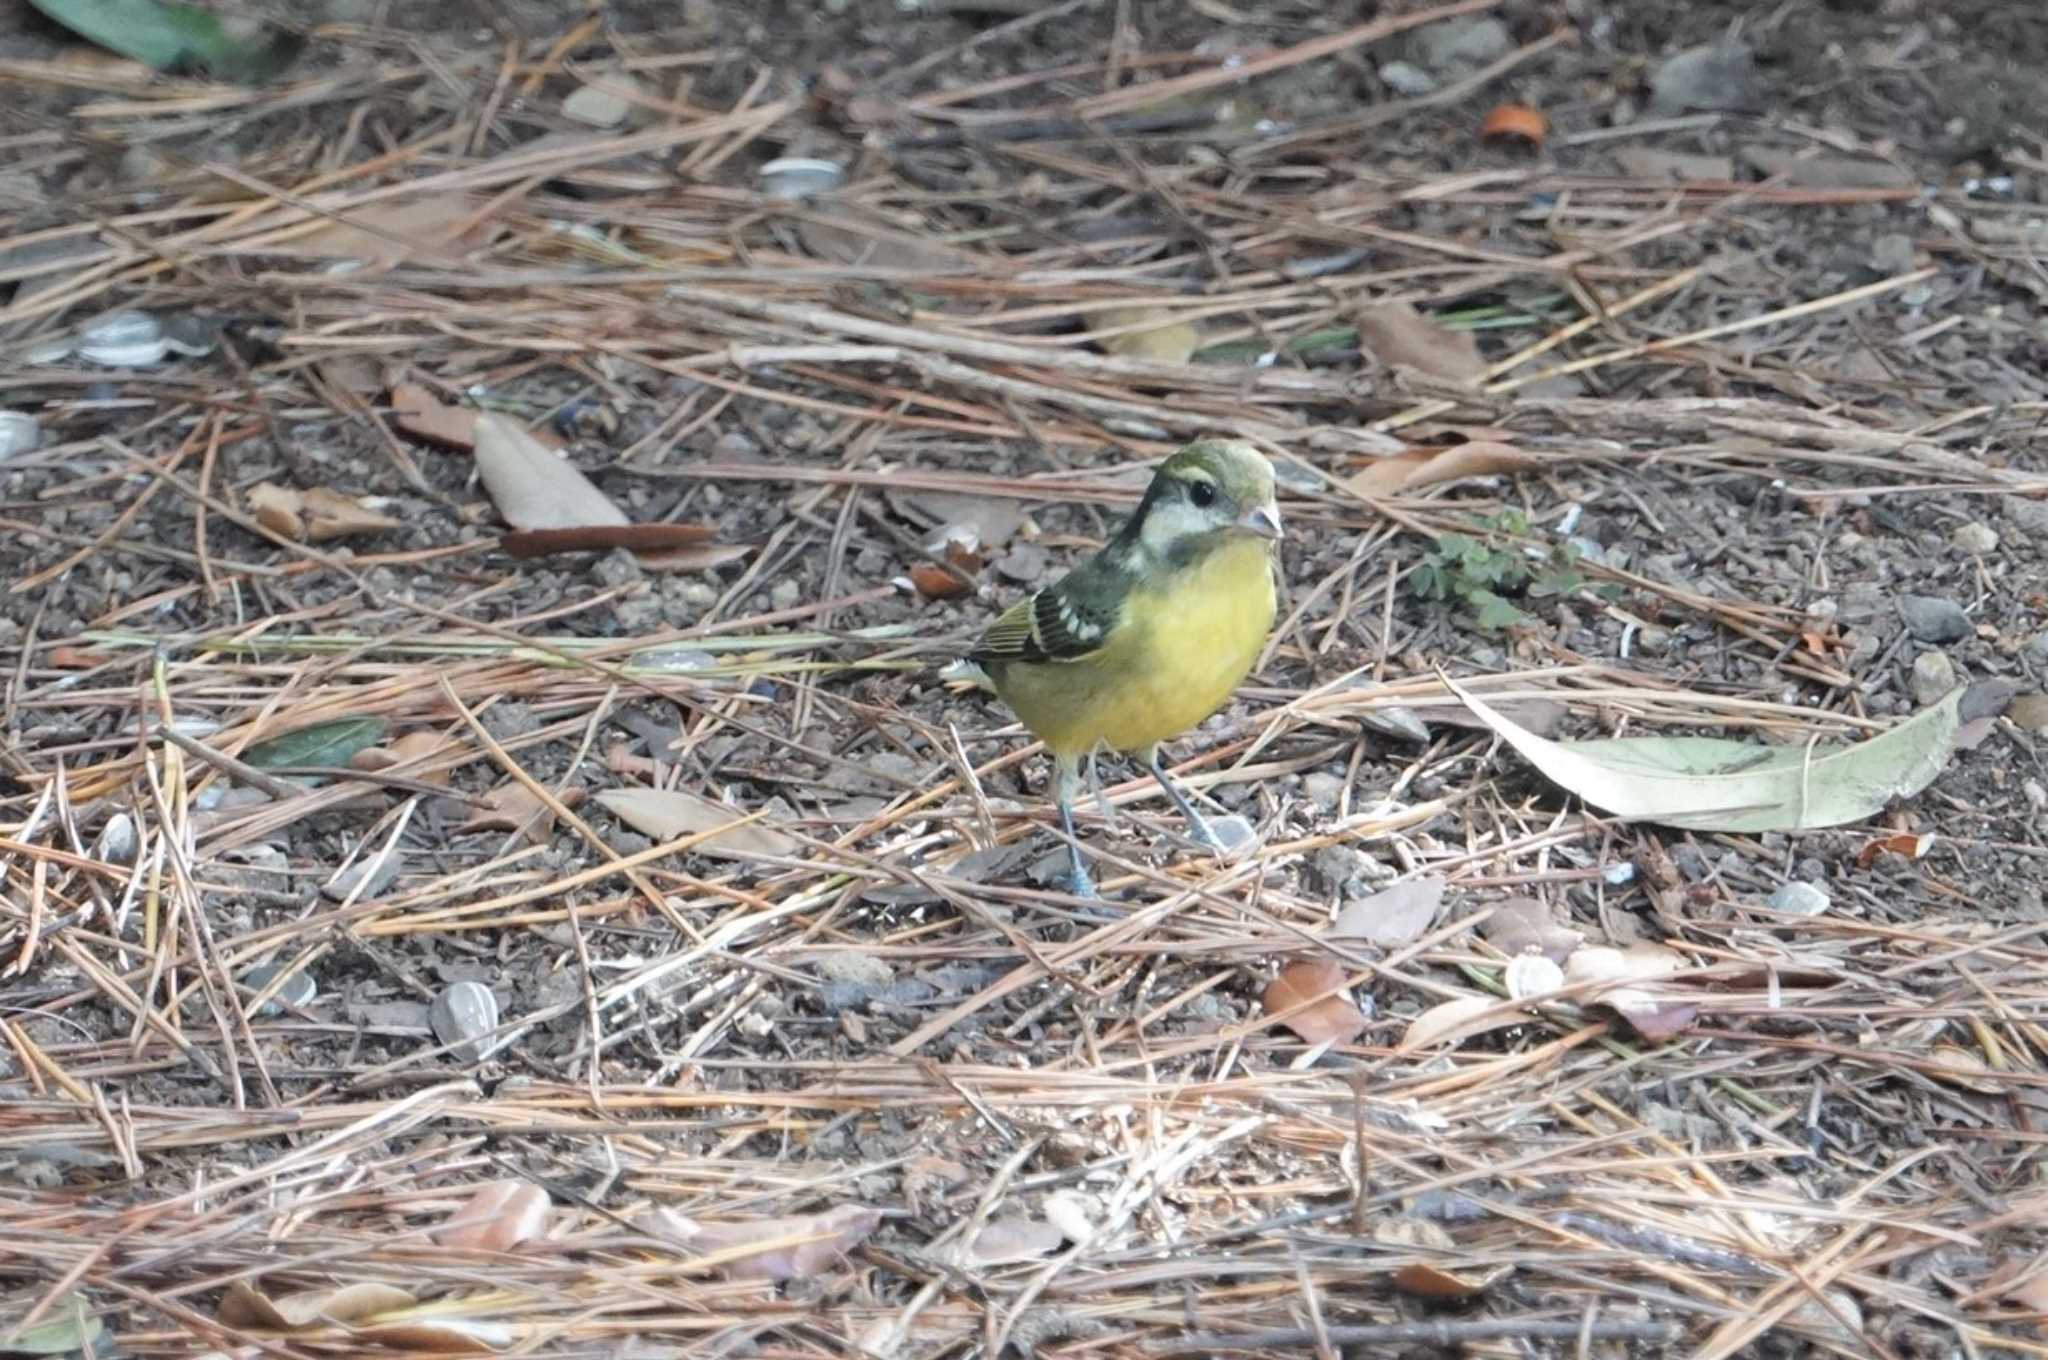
[1062,867,1100,900]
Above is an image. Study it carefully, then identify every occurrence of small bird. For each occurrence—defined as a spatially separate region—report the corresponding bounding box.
[972,439,1282,897]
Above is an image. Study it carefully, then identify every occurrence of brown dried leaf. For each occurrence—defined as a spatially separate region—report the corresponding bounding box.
[594,787,801,861]
[2011,693,2048,731]
[1565,943,1688,987]
[1612,147,1736,181]
[1261,961,1367,1044]
[1356,300,1484,387]
[218,1280,416,1329]
[461,781,574,844]
[436,1180,553,1251]
[301,487,401,542]
[268,194,497,266]
[499,524,716,558]
[351,730,456,786]
[797,207,975,273]
[1399,994,1527,1051]
[676,1204,883,1282]
[247,481,305,540]
[965,1218,1064,1265]
[354,1317,515,1353]
[1328,876,1446,947]
[1085,304,1201,364]
[1741,148,1913,190]
[390,382,483,451]
[1348,441,1538,498]
[1480,898,1583,964]
[472,413,627,532]
[1600,988,1699,1042]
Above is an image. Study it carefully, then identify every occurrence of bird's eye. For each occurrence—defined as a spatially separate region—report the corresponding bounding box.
[1188,479,1216,507]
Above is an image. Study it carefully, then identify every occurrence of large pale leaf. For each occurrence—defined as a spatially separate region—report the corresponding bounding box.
[241,716,385,771]
[472,412,626,532]
[1448,677,1966,833]
[595,787,801,861]
[29,0,303,81]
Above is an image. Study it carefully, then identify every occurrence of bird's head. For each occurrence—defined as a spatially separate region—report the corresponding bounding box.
[1127,439,1283,562]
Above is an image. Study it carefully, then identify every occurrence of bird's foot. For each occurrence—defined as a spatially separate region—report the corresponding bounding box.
[1062,866,1100,900]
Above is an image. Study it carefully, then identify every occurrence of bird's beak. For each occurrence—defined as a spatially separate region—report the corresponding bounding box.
[1236,500,1283,541]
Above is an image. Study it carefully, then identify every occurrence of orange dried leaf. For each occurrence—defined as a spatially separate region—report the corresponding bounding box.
[1349,440,1539,498]
[436,1179,553,1251]
[45,645,113,669]
[1355,301,1484,388]
[1480,102,1547,146]
[910,562,971,599]
[298,487,402,542]
[1855,830,1934,868]
[1394,1260,1512,1298]
[655,1204,883,1282]
[1261,961,1367,1044]
[500,524,716,558]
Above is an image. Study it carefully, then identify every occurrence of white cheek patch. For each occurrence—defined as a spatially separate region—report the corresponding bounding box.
[1137,496,1208,557]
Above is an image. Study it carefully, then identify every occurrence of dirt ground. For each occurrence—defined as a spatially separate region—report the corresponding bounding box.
[1,0,2047,1355]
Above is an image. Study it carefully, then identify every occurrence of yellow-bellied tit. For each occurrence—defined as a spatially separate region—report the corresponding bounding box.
[971,439,1282,897]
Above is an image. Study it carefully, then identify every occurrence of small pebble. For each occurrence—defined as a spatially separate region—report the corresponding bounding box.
[1301,771,1346,810]
[1950,522,2000,554]
[1897,595,1971,644]
[0,411,40,460]
[93,813,137,864]
[2024,632,2048,667]
[431,981,500,1063]
[1404,16,1510,74]
[322,851,404,903]
[1868,233,1917,276]
[1377,60,1438,95]
[563,75,643,128]
[242,963,317,1016]
[1910,651,1958,706]
[1648,35,1765,115]
[1767,881,1830,916]
[769,579,802,611]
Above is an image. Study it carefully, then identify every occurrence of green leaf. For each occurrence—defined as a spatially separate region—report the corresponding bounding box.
[241,717,386,771]
[27,0,303,82]
[5,1297,106,1355]
[1470,593,1528,632]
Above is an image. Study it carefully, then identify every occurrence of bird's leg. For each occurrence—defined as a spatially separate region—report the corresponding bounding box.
[1087,746,1119,828]
[1053,754,1098,898]
[1146,746,1225,854]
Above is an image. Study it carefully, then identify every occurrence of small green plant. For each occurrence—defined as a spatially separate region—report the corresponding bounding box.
[1411,510,1615,631]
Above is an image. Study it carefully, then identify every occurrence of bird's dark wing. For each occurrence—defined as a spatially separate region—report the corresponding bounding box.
[971,558,1125,666]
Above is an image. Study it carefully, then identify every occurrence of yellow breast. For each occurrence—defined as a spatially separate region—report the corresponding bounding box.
[996,536,1276,758]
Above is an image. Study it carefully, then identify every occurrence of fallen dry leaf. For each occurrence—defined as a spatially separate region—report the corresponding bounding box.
[1480,898,1583,964]
[1348,440,1540,498]
[265,194,497,267]
[1741,148,1913,190]
[462,781,576,844]
[1327,876,1446,948]
[632,541,753,573]
[2009,693,2048,731]
[500,524,716,558]
[390,382,485,451]
[1085,304,1201,364]
[594,787,802,861]
[1612,146,1735,182]
[649,1204,883,1282]
[797,207,976,273]
[1855,830,1935,868]
[351,730,456,786]
[1399,994,1528,1051]
[472,413,628,532]
[218,1280,416,1329]
[1356,300,1484,387]
[1261,961,1367,1044]
[436,1180,553,1251]
[1600,988,1699,1042]
[965,1218,1064,1266]
[1564,943,1688,987]
[910,561,972,599]
[247,481,401,543]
